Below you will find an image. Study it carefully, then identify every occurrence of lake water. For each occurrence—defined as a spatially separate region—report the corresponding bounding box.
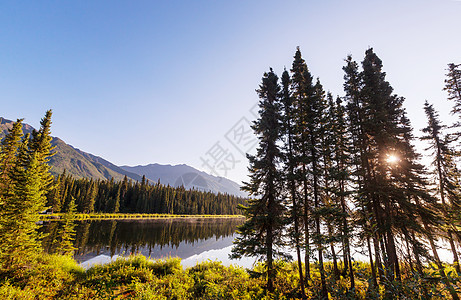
[41,218,256,269]
[41,218,455,269]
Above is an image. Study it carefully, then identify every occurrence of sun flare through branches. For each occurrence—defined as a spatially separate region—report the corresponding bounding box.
[386,154,399,164]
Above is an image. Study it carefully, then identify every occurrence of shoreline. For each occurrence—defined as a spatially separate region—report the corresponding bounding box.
[39,213,245,221]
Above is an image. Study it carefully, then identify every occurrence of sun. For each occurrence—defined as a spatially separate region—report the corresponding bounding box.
[386,154,399,164]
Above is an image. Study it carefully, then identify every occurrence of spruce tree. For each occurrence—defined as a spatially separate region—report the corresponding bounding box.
[421,101,461,274]
[290,47,315,283]
[0,135,46,268]
[280,68,306,299]
[231,68,286,293]
[343,54,380,289]
[444,63,461,128]
[358,49,406,289]
[0,119,24,199]
[326,95,355,290]
[290,47,328,297]
[30,109,56,198]
[343,49,433,297]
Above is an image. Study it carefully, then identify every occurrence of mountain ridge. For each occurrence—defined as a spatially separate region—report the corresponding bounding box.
[0,117,245,197]
[121,163,246,197]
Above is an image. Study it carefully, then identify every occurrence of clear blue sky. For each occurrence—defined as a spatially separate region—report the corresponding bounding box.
[1,0,460,184]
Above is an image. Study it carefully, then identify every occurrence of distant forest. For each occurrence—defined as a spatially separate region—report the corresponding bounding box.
[47,172,247,215]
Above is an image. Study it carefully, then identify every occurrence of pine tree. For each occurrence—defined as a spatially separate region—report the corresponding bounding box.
[47,172,63,212]
[82,179,97,213]
[0,119,24,199]
[343,49,433,297]
[325,94,355,289]
[0,135,46,268]
[290,47,315,283]
[280,68,306,299]
[444,63,461,128]
[30,110,56,199]
[343,54,380,290]
[291,47,328,297]
[109,185,121,213]
[358,49,406,290]
[311,79,329,298]
[231,68,287,293]
[421,101,461,274]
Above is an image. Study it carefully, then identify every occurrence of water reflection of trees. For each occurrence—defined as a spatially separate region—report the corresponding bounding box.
[42,218,243,258]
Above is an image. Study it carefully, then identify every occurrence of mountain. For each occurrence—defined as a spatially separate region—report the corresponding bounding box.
[121,164,247,197]
[0,117,246,197]
[49,139,143,182]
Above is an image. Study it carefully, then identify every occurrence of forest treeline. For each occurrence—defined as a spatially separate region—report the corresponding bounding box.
[47,172,247,215]
[232,48,461,299]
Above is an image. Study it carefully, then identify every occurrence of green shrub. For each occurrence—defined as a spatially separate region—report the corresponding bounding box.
[188,260,264,299]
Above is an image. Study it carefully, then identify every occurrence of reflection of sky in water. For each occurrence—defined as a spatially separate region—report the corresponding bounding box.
[80,237,456,270]
[77,235,237,261]
[77,232,252,268]
[182,245,256,268]
[65,218,243,266]
[79,234,257,269]
[75,220,455,269]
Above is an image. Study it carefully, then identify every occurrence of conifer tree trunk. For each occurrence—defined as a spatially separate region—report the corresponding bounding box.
[410,231,424,276]
[311,144,328,299]
[366,235,378,289]
[302,168,311,282]
[328,224,340,280]
[340,180,355,290]
[291,180,306,298]
[373,233,384,283]
[266,215,274,292]
[281,69,306,299]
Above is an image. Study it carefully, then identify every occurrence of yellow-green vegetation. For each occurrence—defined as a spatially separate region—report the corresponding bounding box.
[0,254,459,299]
[39,213,245,221]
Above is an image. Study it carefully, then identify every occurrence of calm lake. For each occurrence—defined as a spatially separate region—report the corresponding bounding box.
[40,218,256,268]
[41,218,455,270]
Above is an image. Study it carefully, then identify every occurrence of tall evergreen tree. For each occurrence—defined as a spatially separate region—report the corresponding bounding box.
[280,68,306,299]
[343,54,380,290]
[0,119,24,199]
[231,68,286,293]
[0,135,46,268]
[291,47,328,297]
[445,63,461,129]
[290,47,315,284]
[421,101,461,274]
[343,49,435,297]
[326,95,355,290]
[30,110,56,199]
[358,49,405,289]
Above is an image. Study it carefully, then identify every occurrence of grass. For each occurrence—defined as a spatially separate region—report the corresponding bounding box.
[39,213,245,221]
[1,253,459,299]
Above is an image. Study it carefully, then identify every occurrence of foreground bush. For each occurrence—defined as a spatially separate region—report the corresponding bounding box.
[0,254,84,300]
[0,254,460,299]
